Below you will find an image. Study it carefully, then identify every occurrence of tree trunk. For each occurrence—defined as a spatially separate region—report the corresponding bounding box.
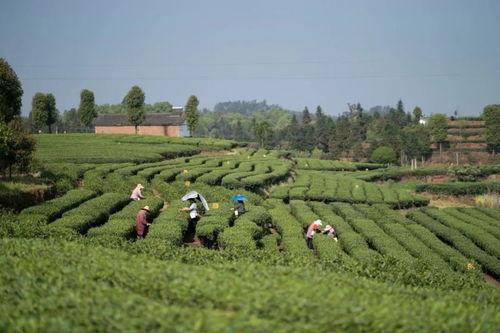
[439,142,442,160]
[135,125,138,134]
[48,124,52,133]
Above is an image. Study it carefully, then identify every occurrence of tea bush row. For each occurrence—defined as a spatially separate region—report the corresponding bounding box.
[408,210,500,278]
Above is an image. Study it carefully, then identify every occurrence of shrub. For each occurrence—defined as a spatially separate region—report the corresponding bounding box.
[371,146,397,164]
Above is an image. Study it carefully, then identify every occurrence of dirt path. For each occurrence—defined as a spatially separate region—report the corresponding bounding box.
[484,273,500,287]
[183,230,201,247]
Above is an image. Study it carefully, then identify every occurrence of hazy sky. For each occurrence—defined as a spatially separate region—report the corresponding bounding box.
[1,0,499,117]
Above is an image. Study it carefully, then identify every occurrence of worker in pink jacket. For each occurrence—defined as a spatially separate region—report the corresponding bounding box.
[306,219,322,249]
[135,205,151,239]
[130,184,146,201]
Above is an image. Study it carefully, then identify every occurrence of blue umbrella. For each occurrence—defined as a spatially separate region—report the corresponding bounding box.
[231,194,247,201]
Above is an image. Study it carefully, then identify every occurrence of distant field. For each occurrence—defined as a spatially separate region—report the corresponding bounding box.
[34,134,237,164]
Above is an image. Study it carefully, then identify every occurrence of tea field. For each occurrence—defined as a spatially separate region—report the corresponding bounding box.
[1,134,499,332]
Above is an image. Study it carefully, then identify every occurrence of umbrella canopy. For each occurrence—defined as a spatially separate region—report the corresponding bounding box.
[181,191,210,211]
[230,194,247,201]
[181,191,199,201]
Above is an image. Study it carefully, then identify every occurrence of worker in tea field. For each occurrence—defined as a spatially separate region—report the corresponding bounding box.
[306,219,322,249]
[232,200,246,217]
[135,205,151,239]
[230,194,247,218]
[180,198,201,233]
[130,184,146,201]
[323,225,338,242]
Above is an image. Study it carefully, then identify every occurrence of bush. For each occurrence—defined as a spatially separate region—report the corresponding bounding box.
[371,146,397,164]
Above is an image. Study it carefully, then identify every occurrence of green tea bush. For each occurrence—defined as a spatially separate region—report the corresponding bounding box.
[19,189,97,222]
[408,210,500,278]
[422,208,500,258]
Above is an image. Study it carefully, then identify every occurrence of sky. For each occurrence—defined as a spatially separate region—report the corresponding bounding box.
[1,0,499,117]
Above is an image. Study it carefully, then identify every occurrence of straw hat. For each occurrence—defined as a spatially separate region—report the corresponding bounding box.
[324,225,333,231]
[141,206,150,212]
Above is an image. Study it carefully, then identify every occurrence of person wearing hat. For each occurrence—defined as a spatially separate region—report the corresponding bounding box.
[323,225,338,242]
[180,198,200,234]
[135,205,151,239]
[130,184,146,201]
[231,200,246,218]
[306,219,323,249]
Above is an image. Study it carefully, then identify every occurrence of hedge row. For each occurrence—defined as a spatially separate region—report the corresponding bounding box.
[269,203,312,262]
[408,210,500,278]
[3,238,497,332]
[145,201,187,246]
[443,208,500,239]
[87,197,163,240]
[47,193,131,235]
[19,189,97,224]
[404,223,472,272]
[308,202,380,262]
[473,207,500,222]
[196,202,234,247]
[421,208,500,258]
[271,172,428,208]
[218,206,271,251]
[415,180,500,196]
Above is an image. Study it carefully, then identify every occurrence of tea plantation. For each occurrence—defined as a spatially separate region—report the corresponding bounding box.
[1,134,499,332]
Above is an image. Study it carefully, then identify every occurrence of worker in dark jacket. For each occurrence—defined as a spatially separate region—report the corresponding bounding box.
[232,200,246,218]
[135,205,151,239]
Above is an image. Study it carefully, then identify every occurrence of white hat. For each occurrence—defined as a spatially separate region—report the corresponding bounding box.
[324,225,333,231]
[313,219,323,226]
[142,206,150,211]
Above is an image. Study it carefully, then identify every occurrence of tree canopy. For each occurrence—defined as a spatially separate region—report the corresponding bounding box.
[483,104,500,153]
[123,86,146,134]
[77,89,97,129]
[184,95,200,137]
[0,58,23,123]
[31,93,58,133]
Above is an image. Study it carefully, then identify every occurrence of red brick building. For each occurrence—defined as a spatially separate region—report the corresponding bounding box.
[94,110,189,137]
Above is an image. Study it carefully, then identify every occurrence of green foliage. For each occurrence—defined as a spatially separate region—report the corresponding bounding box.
[447,165,483,181]
[483,104,500,153]
[2,238,498,332]
[0,58,23,123]
[77,89,97,128]
[0,119,36,176]
[123,86,146,132]
[185,95,200,136]
[415,180,500,196]
[371,146,397,164]
[31,92,57,133]
[427,113,448,143]
[408,209,500,278]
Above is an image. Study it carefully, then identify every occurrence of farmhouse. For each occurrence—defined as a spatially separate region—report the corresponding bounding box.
[94,108,189,137]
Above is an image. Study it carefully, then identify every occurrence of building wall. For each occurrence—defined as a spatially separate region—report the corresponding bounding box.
[166,126,179,137]
[95,126,136,134]
[139,126,166,136]
[95,125,182,136]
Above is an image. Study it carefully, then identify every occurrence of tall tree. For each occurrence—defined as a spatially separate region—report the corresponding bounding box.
[184,95,200,137]
[253,120,273,147]
[413,106,422,124]
[123,86,145,134]
[302,107,311,124]
[402,125,431,162]
[483,104,500,154]
[314,105,332,152]
[77,89,97,130]
[0,58,23,123]
[31,93,57,133]
[427,113,448,158]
